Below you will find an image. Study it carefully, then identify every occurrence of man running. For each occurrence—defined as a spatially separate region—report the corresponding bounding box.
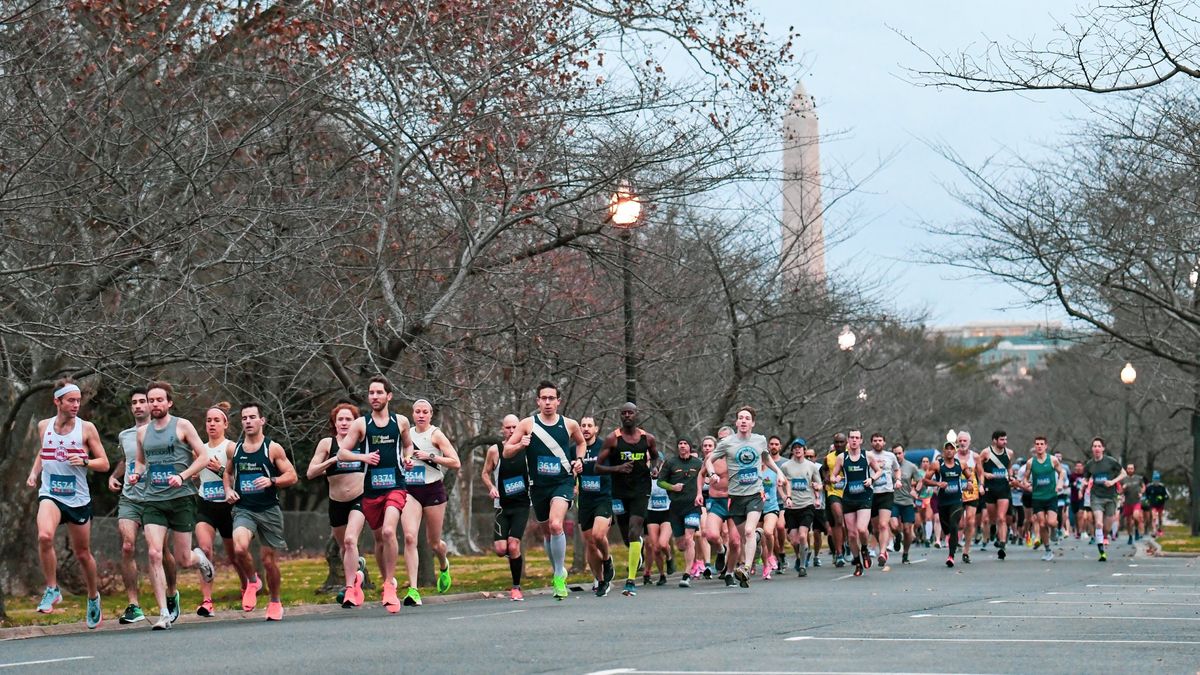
[575,416,615,596]
[597,402,659,596]
[805,444,827,569]
[659,438,703,587]
[955,431,980,563]
[481,414,531,601]
[307,402,369,608]
[890,444,921,564]
[224,402,297,621]
[866,432,900,567]
[503,381,585,600]
[130,381,215,630]
[336,375,414,613]
[823,433,848,567]
[830,430,882,576]
[108,387,177,625]
[1021,435,1061,561]
[924,442,965,567]
[400,399,461,606]
[26,379,109,628]
[1120,463,1145,544]
[979,430,1014,560]
[698,435,735,584]
[1084,437,1126,561]
[707,406,788,587]
[780,438,821,577]
[1145,471,1169,537]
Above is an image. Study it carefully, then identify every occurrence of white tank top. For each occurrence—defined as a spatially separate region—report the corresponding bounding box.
[406,426,444,486]
[198,440,232,502]
[39,418,90,507]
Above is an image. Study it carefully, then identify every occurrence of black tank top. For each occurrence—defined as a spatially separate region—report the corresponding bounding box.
[496,445,529,507]
[843,452,871,501]
[983,449,1010,491]
[325,436,365,476]
[610,431,651,491]
[936,459,964,505]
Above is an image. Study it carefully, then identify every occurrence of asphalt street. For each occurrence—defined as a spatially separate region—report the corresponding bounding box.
[3,536,1197,674]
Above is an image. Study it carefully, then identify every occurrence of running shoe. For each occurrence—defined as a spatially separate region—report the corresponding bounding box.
[152,614,172,630]
[552,575,569,600]
[1041,550,1054,562]
[193,547,214,583]
[796,554,805,572]
[861,547,872,570]
[242,577,262,612]
[778,553,787,571]
[762,566,772,581]
[678,574,691,588]
[1127,535,1134,546]
[723,574,737,587]
[603,556,615,583]
[167,590,180,624]
[997,546,1007,561]
[36,586,61,614]
[901,553,910,565]
[642,574,652,586]
[766,555,778,574]
[381,581,401,613]
[86,594,102,629]
[196,598,214,617]
[945,556,954,568]
[265,601,283,621]
[622,580,637,596]
[437,560,452,594]
[1098,551,1108,562]
[834,555,845,568]
[853,562,863,577]
[403,586,423,607]
[343,570,365,608]
[702,565,713,580]
[714,548,726,573]
[980,540,988,551]
[962,553,972,564]
[666,555,676,576]
[879,550,889,567]
[933,540,941,549]
[798,566,807,578]
[812,556,821,568]
[733,564,750,588]
[655,574,667,586]
[892,538,902,552]
[511,586,525,601]
[119,603,145,624]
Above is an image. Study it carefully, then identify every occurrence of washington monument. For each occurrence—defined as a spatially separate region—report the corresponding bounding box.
[781,80,826,286]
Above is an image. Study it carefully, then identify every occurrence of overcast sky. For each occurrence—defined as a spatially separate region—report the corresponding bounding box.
[755,1,1099,327]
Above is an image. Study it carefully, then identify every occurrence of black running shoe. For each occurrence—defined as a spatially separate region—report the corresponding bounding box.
[853,563,863,577]
[962,553,971,564]
[724,574,737,587]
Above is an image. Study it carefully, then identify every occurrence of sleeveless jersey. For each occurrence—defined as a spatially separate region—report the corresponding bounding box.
[119,425,144,501]
[983,449,1011,492]
[526,414,572,488]
[39,418,90,507]
[364,414,406,497]
[232,437,278,512]
[326,436,365,477]
[1030,455,1057,500]
[611,431,652,494]
[198,439,232,502]
[957,450,980,501]
[649,482,671,512]
[825,451,845,498]
[935,459,964,505]
[494,443,530,508]
[406,425,445,486]
[142,416,197,501]
[578,438,611,503]
[842,452,872,504]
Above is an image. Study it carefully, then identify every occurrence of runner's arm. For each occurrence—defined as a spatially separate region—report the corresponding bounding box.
[306,437,337,480]
[269,442,299,489]
[336,419,370,463]
[81,421,110,473]
[481,445,500,495]
[109,458,126,491]
[399,416,414,461]
[501,419,530,458]
[430,429,461,470]
[177,418,209,482]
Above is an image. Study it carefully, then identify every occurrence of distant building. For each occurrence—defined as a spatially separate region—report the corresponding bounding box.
[934,322,1070,387]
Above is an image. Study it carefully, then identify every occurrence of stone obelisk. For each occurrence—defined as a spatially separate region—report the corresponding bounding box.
[781,80,826,286]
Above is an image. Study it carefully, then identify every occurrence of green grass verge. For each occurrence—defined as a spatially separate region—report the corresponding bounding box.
[1157,525,1200,553]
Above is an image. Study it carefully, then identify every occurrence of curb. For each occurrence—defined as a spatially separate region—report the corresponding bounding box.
[1137,538,1199,559]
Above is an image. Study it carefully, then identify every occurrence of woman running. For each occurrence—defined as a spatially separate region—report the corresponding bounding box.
[646,480,671,585]
[306,402,368,608]
[194,402,249,616]
[924,442,965,567]
[400,399,461,606]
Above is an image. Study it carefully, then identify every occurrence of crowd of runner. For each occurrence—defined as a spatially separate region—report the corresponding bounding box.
[29,378,1172,628]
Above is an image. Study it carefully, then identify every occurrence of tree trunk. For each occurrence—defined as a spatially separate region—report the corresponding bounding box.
[316,537,342,594]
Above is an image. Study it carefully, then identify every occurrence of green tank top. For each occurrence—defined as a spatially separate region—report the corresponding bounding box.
[1030,456,1056,500]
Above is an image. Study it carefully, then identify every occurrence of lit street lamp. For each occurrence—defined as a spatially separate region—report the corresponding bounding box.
[609,183,643,404]
[837,326,856,352]
[1121,362,1137,465]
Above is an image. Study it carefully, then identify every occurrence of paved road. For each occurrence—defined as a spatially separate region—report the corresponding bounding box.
[3,537,1198,674]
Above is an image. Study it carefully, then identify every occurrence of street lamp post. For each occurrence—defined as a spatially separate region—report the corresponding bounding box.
[609,184,643,404]
[1121,362,1137,466]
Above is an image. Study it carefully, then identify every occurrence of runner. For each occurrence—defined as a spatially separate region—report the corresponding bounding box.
[502,381,585,600]
[804,444,827,568]
[193,402,249,616]
[890,444,921,564]
[866,432,899,567]
[698,435,736,585]
[979,430,1014,560]
[481,414,531,601]
[659,438,703,587]
[26,379,109,628]
[646,479,672,585]
[573,416,614,596]
[336,375,414,613]
[780,438,821,577]
[766,435,789,572]
[1120,463,1145,544]
[924,441,964,567]
[1084,437,1126,562]
[400,399,461,606]
[108,387,177,625]
[1068,460,1087,539]
[596,402,659,596]
[1054,452,1071,539]
[222,402,297,621]
[306,402,368,608]
[758,451,784,580]
[1016,437,1055,560]
[1145,471,1169,536]
[823,433,848,567]
[830,430,881,576]
[129,381,215,630]
[955,431,980,563]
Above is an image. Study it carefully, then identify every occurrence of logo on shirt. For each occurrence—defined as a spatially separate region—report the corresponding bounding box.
[736,447,757,466]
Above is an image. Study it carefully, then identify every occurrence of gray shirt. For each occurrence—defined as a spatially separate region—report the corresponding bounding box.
[141,416,197,501]
[119,426,143,501]
[893,459,921,506]
[710,433,769,497]
[869,450,898,493]
[780,458,821,509]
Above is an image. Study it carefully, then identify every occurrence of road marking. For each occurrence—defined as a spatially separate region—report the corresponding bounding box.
[834,574,854,581]
[990,599,1193,606]
[1112,573,1200,578]
[0,657,94,669]
[911,613,1200,622]
[447,609,525,621]
[909,558,927,564]
[692,590,740,595]
[787,636,1200,645]
[1087,583,1200,588]
[1048,591,1200,596]
[583,670,1003,675]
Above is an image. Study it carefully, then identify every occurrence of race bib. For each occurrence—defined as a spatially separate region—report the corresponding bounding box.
[944,480,960,494]
[48,474,76,497]
[502,475,526,496]
[651,493,670,510]
[834,477,846,490]
[239,472,265,494]
[580,476,601,493]
[200,480,226,501]
[873,473,889,487]
[991,468,1007,479]
[1035,475,1053,487]
[847,480,865,495]
[612,498,625,515]
[149,464,174,487]
[736,467,758,485]
[369,467,397,490]
[404,465,426,486]
[684,512,701,528]
[537,457,562,476]
[1093,473,1108,483]
[335,460,362,472]
[791,478,808,492]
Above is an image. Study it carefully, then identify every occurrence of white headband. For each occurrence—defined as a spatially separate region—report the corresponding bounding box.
[54,384,80,399]
[413,398,432,409]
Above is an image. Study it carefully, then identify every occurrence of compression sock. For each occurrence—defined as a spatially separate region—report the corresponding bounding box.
[949,530,959,558]
[798,542,808,567]
[627,539,643,581]
[509,555,523,586]
[1095,526,1105,543]
[543,537,552,563]
[550,533,567,578]
[925,521,933,540]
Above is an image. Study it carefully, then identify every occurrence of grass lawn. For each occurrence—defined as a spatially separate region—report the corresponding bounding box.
[1156,524,1200,554]
[2,547,608,628]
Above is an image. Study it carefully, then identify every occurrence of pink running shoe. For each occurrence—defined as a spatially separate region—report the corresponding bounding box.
[510,587,524,602]
[242,577,262,612]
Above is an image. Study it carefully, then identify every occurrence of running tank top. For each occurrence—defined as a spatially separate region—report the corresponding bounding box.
[232,437,278,511]
[142,416,197,501]
[842,453,871,500]
[983,449,1011,491]
[326,436,365,477]
[826,451,845,497]
[936,459,964,505]
[198,439,232,502]
[957,451,979,500]
[39,418,90,507]
[406,426,444,486]
[611,432,652,491]
[578,438,611,502]
[1030,456,1057,500]
[649,482,670,511]
[527,415,572,487]
[364,414,406,497]
[495,444,530,508]
[119,425,144,501]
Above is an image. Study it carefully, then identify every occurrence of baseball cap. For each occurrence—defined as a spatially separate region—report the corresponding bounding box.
[790,437,807,448]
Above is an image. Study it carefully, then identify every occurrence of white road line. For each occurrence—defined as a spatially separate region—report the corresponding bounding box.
[692,590,740,595]
[990,599,1193,606]
[584,670,1004,675]
[908,558,927,564]
[0,657,94,669]
[447,609,525,621]
[1048,591,1200,596]
[787,636,1200,645]
[1087,583,1200,588]
[833,574,854,581]
[911,613,1200,622]
[1112,573,1200,578]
